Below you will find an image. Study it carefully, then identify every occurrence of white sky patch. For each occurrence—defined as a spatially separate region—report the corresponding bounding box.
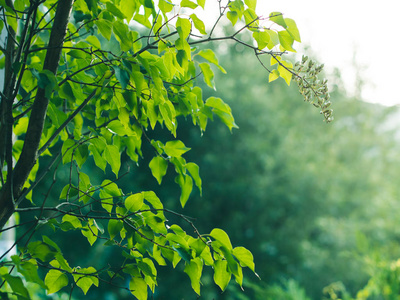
[195,0,400,106]
[255,0,400,106]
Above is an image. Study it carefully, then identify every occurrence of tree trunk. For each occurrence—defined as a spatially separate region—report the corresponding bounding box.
[0,0,74,229]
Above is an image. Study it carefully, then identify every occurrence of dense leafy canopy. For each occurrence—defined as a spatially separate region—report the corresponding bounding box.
[0,0,333,298]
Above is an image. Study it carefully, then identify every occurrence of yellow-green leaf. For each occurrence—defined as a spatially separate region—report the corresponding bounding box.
[104,144,121,177]
[129,277,148,300]
[285,18,301,42]
[278,30,296,52]
[45,270,68,294]
[269,11,287,28]
[213,260,231,291]
[210,228,233,251]
[269,69,279,82]
[149,156,168,184]
[125,193,144,212]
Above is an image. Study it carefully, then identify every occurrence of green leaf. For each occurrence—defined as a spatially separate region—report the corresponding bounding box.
[253,30,270,50]
[269,12,287,28]
[113,66,130,90]
[176,17,191,40]
[113,21,132,51]
[232,247,255,272]
[104,144,121,177]
[18,260,46,288]
[243,8,258,29]
[278,60,293,86]
[285,18,301,42]
[205,97,238,131]
[186,162,202,195]
[184,258,202,295]
[81,219,98,245]
[196,49,226,73]
[178,174,193,207]
[45,270,69,294]
[244,0,257,10]
[129,277,147,300]
[197,0,205,8]
[164,140,191,157]
[213,260,231,291]
[159,0,174,13]
[278,30,296,52]
[62,139,75,164]
[67,49,90,59]
[96,19,113,40]
[27,241,57,262]
[106,2,126,19]
[120,0,137,21]
[143,213,167,235]
[61,214,82,230]
[266,29,279,49]
[210,228,233,250]
[144,0,154,9]
[36,69,57,98]
[269,69,279,82]
[107,120,135,136]
[13,117,29,136]
[149,156,168,184]
[108,219,123,239]
[86,35,101,49]
[190,14,206,35]
[199,62,215,89]
[89,144,107,171]
[73,267,99,295]
[181,0,198,9]
[125,193,144,212]
[2,274,30,298]
[143,191,163,210]
[227,11,239,26]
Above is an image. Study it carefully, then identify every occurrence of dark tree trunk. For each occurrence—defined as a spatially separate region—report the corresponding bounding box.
[0,0,75,229]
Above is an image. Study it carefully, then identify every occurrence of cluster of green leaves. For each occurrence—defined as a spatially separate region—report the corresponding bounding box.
[0,0,332,298]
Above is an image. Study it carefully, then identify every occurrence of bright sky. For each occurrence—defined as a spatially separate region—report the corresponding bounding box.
[255,0,400,106]
[199,0,399,106]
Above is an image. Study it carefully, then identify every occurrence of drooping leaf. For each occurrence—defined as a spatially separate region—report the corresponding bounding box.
[104,144,121,177]
[149,156,168,184]
[72,267,99,295]
[184,258,202,295]
[199,63,215,89]
[186,162,202,195]
[285,18,301,42]
[190,14,206,35]
[232,246,255,272]
[278,30,296,52]
[129,277,148,300]
[213,260,231,291]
